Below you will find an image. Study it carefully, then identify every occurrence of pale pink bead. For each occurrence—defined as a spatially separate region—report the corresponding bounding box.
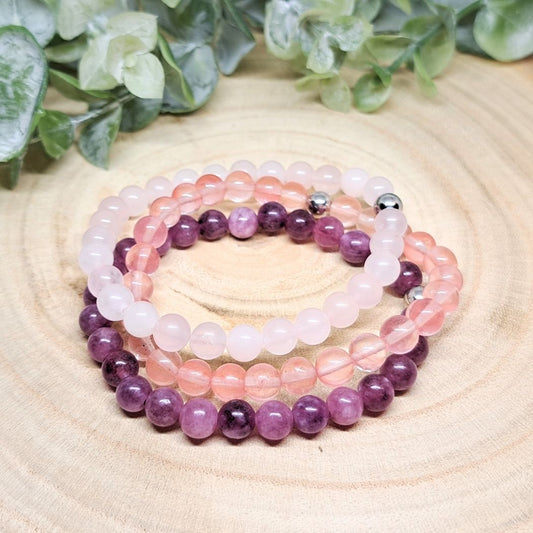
[403,231,436,265]
[149,196,181,227]
[145,176,173,203]
[341,167,369,198]
[313,164,341,194]
[78,243,114,274]
[202,163,227,178]
[363,176,394,205]
[347,272,383,309]
[123,270,153,301]
[258,160,285,182]
[330,195,361,227]
[133,215,168,248]
[98,196,129,224]
[224,170,255,202]
[123,301,159,338]
[230,160,257,178]
[127,335,155,362]
[364,250,401,286]
[125,243,160,274]
[406,298,445,336]
[196,174,227,205]
[146,349,182,386]
[423,245,458,272]
[189,322,226,360]
[357,207,376,233]
[177,359,212,396]
[349,333,387,372]
[245,363,281,401]
[286,161,313,189]
[88,264,123,297]
[89,210,122,237]
[315,347,354,387]
[423,280,460,314]
[227,324,262,362]
[374,208,408,235]
[82,225,116,250]
[153,313,191,352]
[97,284,134,321]
[119,185,148,217]
[171,183,202,213]
[211,363,246,401]
[322,292,359,328]
[281,181,307,210]
[172,168,198,186]
[428,264,463,291]
[370,229,404,257]
[262,318,297,355]
[255,176,282,204]
[280,356,317,395]
[380,315,419,354]
[294,308,331,345]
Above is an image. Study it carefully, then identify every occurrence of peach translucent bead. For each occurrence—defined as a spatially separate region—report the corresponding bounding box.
[196,174,227,205]
[123,270,154,301]
[428,264,464,291]
[380,315,419,354]
[255,176,283,204]
[406,298,445,336]
[322,291,359,328]
[125,243,160,274]
[423,245,458,272]
[149,196,181,227]
[127,335,155,362]
[403,231,436,265]
[245,363,282,401]
[347,273,383,309]
[281,181,307,210]
[330,195,361,227]
[349,333,387,372]
[177,359,212,397]
[211,363,246,401]
[423,280,460,313]
[357,207,375,233]
[171,183,202,213]
[224,170,255,202]
[280,356,317,395]
[133,216,168,248]
[315,347,354,387]
[146,349,182,386]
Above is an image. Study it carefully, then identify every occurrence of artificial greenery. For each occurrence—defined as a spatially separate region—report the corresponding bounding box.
[1,0,532,188]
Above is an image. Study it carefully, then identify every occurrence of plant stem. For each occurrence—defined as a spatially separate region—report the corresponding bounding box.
[70,93,133,127]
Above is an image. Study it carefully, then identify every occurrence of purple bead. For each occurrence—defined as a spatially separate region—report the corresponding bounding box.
[255,400,293,441]
[157,233,173,256]
[313,216,344,251]
[257,201,287,235]
[145,387,183,427]
[169,215,199,248]
[79,304,110,336]
[326,387,364,426]
[285,209,315,243]
[389,261,423,297]
[101,350,139,387]
[114,237,136,261]
[87,327,124,363]
[83,286,96,305]
[380,354,418,391]
[180,398,218,440]
[358,374,395,413]
[402,335,429,366]
[198,209,228,241]
[292,395,329,435]
[116,375,152,413]
[218,399,255,440]
[228,207,258,239]
[340,230,371,265]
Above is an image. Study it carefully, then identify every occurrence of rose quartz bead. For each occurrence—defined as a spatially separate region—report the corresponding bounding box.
[227,324,262,362]
[280,356,317,395]
[123,301,159,338]
[123,270,153,301]
[79,243,115,275]
[146,349,182,386]
[349,333,387,372]
[403,231,436,265]
[364,250,401,286]
[262,318,297,355]
[125,243,160,274]
[97,284,134,321]
[153,313,191,352]
[330,195,361,227]
[429,264,463,291]
[149,197,181,227]
[172,168,198,186]
[189,322,226,360]
[82,225,116,250]
[224,170,255,202]
[294,308,331,345]
[322,292,359,328]
[406,298,445,336]
[341,167,369,197]
[89,210,122,238]
[177,359,212,396]
[347,272,383,309]
[211,363,246,401]
[357,207,376,233]
[202,163,227,178]
[133,216,168,248]
[363,176,394,205]
[230,159,257,178]
[286,161,314,189]
[316,347,354,387]
[171,183,202,213]
[312,164,341,194]
[88,265,123,297]
[127,335,155,362]
[145,176,173,203]
[380,315,419,354]
[119,185,148,217]
[258,160,285,182]
[196,174,227,205]
[370,229,405,257]
[245,363,281,401]
[423,245,458,272]
[254,176,283,204]
[374,208,408,235]
[281,181,307,210]
[423,280,460,313]
[98,196,129,225]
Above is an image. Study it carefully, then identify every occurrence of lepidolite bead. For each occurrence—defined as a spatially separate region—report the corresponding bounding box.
[198,209,228,241]
[292,395,329,435]
[313,216,344,251]
[257,201,287,235]
[285,209,315,242]
[389,261,423,297]
[228,207,258,239]
[358,374,394,412]
[145,387,183,427]
[256,400,293,441]
[380,354,417,391]
[180,398,218,440]
[339,230,371,265]
[83,286,96,305]
[87,327,124,363]
[169,215,199,248]
[326,387,364,426]
[116,375,152,413]
[102,350,139,387]
[401,335,429,366]
[79,304,109,336]
[114,237,136,263]
[218,399,256,440]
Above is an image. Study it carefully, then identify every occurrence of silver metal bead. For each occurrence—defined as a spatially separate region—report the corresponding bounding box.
[374,192,403,213]
[307,191,331,216]
[404,286,424,305]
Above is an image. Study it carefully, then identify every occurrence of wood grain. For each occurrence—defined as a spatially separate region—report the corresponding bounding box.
[0,42,532,532]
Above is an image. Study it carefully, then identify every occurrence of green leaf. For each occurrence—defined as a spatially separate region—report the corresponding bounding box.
[413,51,437,96]
[45,35,88,63]
[370,63,392,86]
[161,0,182,8]
[57,0,115,40]
[119,97,162,132]
[353,0,383,21]
[233,0,266,27]
[0,26,48,162]
[319,75,352,112]
[391,0,412,15]
[456,24,490,57]
[165,0,220,44]
[295,71,334,91]
[49,69,113,102]
[37,110,74,159]
[78,106,122,169]
[105,35,147,82]
[353,72,392,112]
[123,53,165,99]
[329,16,372,52]
[307,33,336,73]
[473,0,533,61]
[0,157,23,189]
[107,12,158,51]
[264,0,301,60]
[79,35,118,90]
[366,35,411,63]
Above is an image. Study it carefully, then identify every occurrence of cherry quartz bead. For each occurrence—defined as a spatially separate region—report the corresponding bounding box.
[101,350,139,387]
[169,215,199,248]
[87,327,124,363]
[380,354,418,391]
[145,387,183,427]
[198,209,229,241]
[285,209,315,243]
[339,230,371,265]
[257,201,287,235]
[79,304,110,336]
[116,375,152,413]
[358,374,395,413]
[218,399,256,440]
[292,395,329,435]
[401,335,429,366]
[389,261,423,297]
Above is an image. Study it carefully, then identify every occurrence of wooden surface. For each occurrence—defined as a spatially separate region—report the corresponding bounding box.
[1,42,532,532]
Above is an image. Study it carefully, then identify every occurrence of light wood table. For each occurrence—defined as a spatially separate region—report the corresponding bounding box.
[1,42,532,532]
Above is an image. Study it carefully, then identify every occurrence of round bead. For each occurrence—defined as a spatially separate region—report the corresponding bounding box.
[428,264,464,290]
[255,176,282,204]
[172,168,198,186]
[102,350,139,387]
[230,159,257,178]
[262,318,297,355]
[285,209,315,242]
[380,315,419,354]
[281,181,307,210]
[196,174,226,205]
[380,354,418,391]
[294,308,331,345]
[349,333,387,372]
[176,359,212,396]
[125,243,160,274]
[257,201,287,235]
[78,243,114,274]
[98,195,129,224]
[307,191,330,216]
[133,216,168,248]
[189,322,226,360]
[374,208,408,235]
[226,324,262,362]
[363,250,401,286]
[224,170,255,202]
[347,273,383,309]
[423,280,460,313]
[402,335,429,366]
[211,363,246,401]
[119,185,148,217]
[171,183,202,213]
[280,356,317,395]
[406,298,445,336]
[150,196,180,227]
[292,395,329,435]
[198,209,228,241]
[363,176,394,205]
[89,210,122,237]
[256,400,293,441]
[169,215,199,248]
[370,229,404,257]
[202,163,227,178]
[145,176,173,203]
[358,374,394,412]
[87,327,124,363]
[286,161,314,189]
[313,216,344,251]
[330,195,361,227]
[405,285,425,304]
[357,207,376,233]
[97,284,134,321]
[79,304,110,336]
[341,167,369,197]
[146,349,182,386]
[218,399,255,440]
[157,233,173,257]
[145,387,183,427]
[326,387,363,426]
[123,301,159,338]
[116,375,152,413]
[180,398,218,440]
[82,225,116,250]
[228,207,258,239]
[313,164,341,194]
[245,363,281,401]
[340,230,371,265]
[322,292,359,328]
[123,270,154,301]
[88,265,123,297]
[114,237,136,263]
[258,160,285,182]
[403,231,436,265]
[374,192,403,212]
[127,335,155,362]
[83,286,97,305]
[423,245,458,271]
[153,313,191,352]
[389,261,423,297]
[315,347,354,386]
